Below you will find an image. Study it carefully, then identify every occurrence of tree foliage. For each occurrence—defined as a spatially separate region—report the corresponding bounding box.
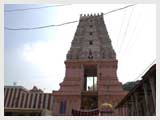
[122,80,140,91]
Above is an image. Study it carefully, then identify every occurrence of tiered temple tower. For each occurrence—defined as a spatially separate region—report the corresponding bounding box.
[52,13,126,115]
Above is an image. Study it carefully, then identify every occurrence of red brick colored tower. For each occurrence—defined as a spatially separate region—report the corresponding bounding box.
[53,13,126,115]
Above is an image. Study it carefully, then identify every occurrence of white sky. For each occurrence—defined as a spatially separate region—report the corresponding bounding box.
[5,4,156,92]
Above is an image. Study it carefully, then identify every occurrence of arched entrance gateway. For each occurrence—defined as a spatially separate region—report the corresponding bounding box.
[52,13,127,116]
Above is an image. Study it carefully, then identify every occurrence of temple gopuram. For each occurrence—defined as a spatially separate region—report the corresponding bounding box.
[52,13,127,116]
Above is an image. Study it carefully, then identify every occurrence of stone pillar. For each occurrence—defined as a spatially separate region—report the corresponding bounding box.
[127,102,131,116]
[142,98,147,115]
[134,92,139,115]
[125,105,128,116]
[143,82,150,115]
[130,95,135,116]
[123,105,126,116]
[121,107,123,116]
[122,106,124,116]
[149,77,156,109]
[126,101,130,116]
[124,106,126,116]
[118,107,120,115]
[139,102,143,116]
[120,107,122,116]
[81,64,84,91]
[122,106,125,116]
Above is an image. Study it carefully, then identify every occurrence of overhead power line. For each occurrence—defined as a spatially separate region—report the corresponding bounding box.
[132,59,156,82]
[5,4,137,31]
[104,4,136,15]
[121,12,141,56]
[118,6,134,55]
[5,4,71,12]
[5,21,78,30]
[115,9,127,53]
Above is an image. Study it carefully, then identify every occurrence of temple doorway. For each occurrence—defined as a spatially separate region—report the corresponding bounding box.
[81,65,98,110]
[81,95,98,110]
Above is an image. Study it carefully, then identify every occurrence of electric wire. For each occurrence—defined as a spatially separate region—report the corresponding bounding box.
[121,12,141,56]
[103,4,136,15]
[5,20,78,30]
[127,14,144,54]
[115,9,127,53]
[131,59,156,82]
[5,4,71,12]
[118,6,134,55]
[5,4,137,31]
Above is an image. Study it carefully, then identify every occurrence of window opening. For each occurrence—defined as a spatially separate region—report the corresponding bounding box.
[86,77,97,91]
[89,32,93,35]
[83,66,97,91]
[89,41,93,45]
[90,25,93,28]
